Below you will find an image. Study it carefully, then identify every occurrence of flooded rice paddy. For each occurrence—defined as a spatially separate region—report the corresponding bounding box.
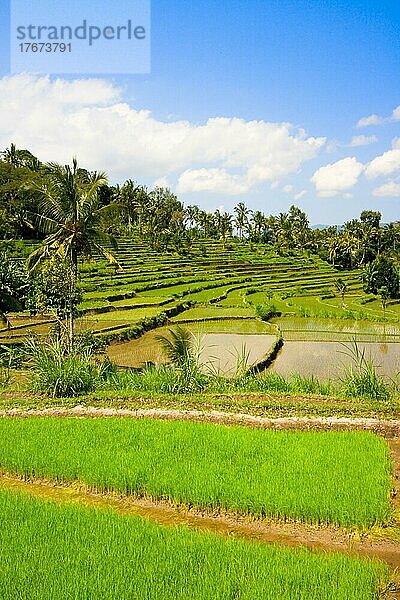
[108,319,276,374]
[108,316,400,381]
[269,317,400,380]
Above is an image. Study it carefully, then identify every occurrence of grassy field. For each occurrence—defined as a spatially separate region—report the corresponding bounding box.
[0,418,391,527]
[0,488,387,600]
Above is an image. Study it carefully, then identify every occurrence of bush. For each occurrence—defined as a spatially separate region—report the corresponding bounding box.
[339,342,392,402]
[255,303,280,321]
[25,338,105,397]
[108,363,207,394]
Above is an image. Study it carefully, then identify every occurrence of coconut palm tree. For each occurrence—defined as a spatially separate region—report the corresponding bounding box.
[218,212,233,248]
[234,202,250,239]
[26,158,119,347]
[251,210,265,242]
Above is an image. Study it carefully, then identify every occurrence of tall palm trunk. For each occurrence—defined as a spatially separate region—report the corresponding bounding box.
[67,249,78,350]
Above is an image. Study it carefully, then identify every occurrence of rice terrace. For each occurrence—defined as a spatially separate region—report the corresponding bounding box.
[0,140,400,600]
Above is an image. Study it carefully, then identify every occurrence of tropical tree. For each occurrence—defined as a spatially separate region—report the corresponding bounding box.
[217,212,233,248]
[250,210,265,242]
[234,202,250,239]
[26,159,119,347]
[0,251,28,327]
[363,255,400,298]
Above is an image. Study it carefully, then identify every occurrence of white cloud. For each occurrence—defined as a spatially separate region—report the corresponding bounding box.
[356,114,384,128]
[153,176,170,189]
[310,157,364,197]
[372,181,400,197]
[392,106,400,121]
[349,135,377,147]
[392,137,400,149]
[356,105,400,129]
[365,149,400,179]
[176,168,248,195]
[282,184,294,193]
[294,190,307,201]
[0,74,326,194]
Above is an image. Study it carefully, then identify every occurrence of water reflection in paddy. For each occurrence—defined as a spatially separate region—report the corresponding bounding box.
[268,317,400,380]
[108,319,276,374]
[269,341,400,380]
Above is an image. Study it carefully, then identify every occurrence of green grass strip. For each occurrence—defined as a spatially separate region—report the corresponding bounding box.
[0,418,392,527]
[0,488,388,599]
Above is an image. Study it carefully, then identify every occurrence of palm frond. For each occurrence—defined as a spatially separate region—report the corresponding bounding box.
[156,326,194,366]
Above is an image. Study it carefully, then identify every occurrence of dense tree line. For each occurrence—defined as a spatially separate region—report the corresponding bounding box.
[1,144,400,327]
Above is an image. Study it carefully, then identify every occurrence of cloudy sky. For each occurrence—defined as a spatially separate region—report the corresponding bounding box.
[0,0,399,224]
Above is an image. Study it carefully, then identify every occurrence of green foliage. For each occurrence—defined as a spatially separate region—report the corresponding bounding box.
[0,489,386,600]
[339,342,392,402]
[153,326,207,390]
[255,302,280,321]
[156,325,195,367]
[363,255,400,298]
[0,418,391,527]
[27,257,82,319]
[0,251,28,325]
[24,338,106,397]
[109,363,206,394]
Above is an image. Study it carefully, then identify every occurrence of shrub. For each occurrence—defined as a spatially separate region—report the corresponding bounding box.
[255,303,280,321]
[339,342,392,402]
[25,338,104,397]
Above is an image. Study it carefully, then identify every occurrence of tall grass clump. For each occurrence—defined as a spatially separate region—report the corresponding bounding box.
[155,326,207,391]
[0,418,391,527]
[340,341,393,401]
[0,489,388,600]
[24,337,109,397]
[108,363,207,394]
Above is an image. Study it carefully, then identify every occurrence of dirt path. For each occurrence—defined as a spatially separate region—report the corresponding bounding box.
[1,405,400,436]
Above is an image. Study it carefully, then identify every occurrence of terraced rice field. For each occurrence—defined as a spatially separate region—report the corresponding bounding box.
[4,237,400,379]
[0,487,387,600]
[0,418,391,527]
[108,318,276,371]
[0,238,361,343]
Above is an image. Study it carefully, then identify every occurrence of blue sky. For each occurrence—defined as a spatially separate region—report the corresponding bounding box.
[0,0,400,224]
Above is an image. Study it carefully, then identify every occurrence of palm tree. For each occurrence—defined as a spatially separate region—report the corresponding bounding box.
[185,205,200,229]
[218,212,233,248]
[27,158,119,347]
[251,210,265,241]
[234,202,250,239]
[156,326,195,367]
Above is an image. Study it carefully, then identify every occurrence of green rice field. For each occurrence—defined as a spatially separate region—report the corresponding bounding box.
[4,238,400,383]
[0,488,387,600]
[0,418,391,527]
